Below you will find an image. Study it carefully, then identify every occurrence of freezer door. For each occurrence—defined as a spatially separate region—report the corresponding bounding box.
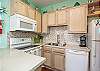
[92,19,100,40]
[91,41,100,71]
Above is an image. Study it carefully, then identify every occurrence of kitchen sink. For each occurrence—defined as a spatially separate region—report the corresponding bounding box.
[46,42,66,47]
[46,43,59,46]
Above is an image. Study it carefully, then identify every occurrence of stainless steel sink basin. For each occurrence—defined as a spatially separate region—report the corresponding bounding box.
[46,42,66,47]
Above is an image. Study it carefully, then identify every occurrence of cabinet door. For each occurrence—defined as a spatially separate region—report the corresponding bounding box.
[15,1,28,16]
[28,6,35,20]
[56,9,67,26]
[48,12,56,26]
[43,51,52,67]
[53,52,65,71]
[68,5,87,33]
[42,13,48,33]
[35,66,42,71]
[35,10,42,32]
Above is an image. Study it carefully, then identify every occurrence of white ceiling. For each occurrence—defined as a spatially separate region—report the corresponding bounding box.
[32,0,64,7]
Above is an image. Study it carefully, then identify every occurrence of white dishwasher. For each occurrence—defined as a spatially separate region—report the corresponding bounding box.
[65,49,89,71]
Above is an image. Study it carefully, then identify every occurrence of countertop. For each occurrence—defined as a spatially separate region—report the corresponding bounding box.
[0,48,46,71]
[44,44,90,52]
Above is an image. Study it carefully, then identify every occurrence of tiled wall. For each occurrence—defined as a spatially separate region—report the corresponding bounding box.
[9,31,41,44]
[10,31,36,38]
[43,26,86,45]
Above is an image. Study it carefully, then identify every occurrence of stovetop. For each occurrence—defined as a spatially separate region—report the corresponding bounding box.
[15,45,40,50]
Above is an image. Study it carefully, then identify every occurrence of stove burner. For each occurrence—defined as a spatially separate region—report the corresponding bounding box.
[15,45,39,50]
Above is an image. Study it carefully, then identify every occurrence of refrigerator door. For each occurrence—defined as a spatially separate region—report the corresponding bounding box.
[91,41,100,71]
[95,41,100,71]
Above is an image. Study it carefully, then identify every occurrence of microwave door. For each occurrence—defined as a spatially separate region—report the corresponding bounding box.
[20,21,34,31]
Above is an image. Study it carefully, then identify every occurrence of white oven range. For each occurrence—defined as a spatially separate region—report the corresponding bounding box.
[10,38,41,56]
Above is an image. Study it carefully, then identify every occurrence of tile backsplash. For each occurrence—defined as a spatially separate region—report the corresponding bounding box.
[9,31,36,38]
[9,31,43,44]
[43,26,86,45]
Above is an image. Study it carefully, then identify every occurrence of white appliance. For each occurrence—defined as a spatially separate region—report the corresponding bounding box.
[88,19,100,71]
[65,49,89,71]
[10,14,37,31]
[10,38,41,56]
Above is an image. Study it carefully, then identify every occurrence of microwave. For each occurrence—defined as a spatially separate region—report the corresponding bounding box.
[10,14,37,32]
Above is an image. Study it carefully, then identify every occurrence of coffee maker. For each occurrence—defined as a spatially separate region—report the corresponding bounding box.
[79,35,87,47]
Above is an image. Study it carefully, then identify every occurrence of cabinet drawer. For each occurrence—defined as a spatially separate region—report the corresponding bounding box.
[52,48,65,54]
[43,46,51,51]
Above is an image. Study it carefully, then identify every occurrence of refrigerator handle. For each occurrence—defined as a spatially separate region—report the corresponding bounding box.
[94,45,96,58]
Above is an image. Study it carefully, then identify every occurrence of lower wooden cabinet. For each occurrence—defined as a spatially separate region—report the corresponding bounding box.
[53,52,65,71]
[43,51,52,67]
[35,66,42,71]
[42,46,65,71]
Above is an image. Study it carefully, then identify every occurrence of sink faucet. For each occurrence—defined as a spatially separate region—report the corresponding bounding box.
[57,35,60,44]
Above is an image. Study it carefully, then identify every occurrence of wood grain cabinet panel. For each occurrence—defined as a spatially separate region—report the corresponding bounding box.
[35,66,42,71]
[53,52,65,71]
[56,9,68,26]
[43,51,52,67]
[68,5,87,33]
[48,12,56,26]
[28,6,35,20]
[35,10,42,33]
[52,47,65,71]
[43,46,52,67]
[42,13,48,33]
[42,46,65,71]
[11,0,28,16]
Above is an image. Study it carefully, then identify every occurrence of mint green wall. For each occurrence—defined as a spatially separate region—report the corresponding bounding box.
[26,0,88,13]
[0,0,10,48]
[40,0,88,13]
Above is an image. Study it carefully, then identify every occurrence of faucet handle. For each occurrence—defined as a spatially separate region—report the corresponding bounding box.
[63,42,66,46]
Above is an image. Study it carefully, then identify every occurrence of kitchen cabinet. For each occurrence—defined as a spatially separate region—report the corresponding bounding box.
[35,66,42,71]
[42,46,65,71]
[68,5,87,33]
[43,51,52,67]
[52,47,65,71]
[48,12,56,26]
[11,0,28,16]
[56,9,68,26]
[43,46,52,67]
[42,13,48,33]
[53,52,65,71]
[35,10,42,33]
[28,6,35,20]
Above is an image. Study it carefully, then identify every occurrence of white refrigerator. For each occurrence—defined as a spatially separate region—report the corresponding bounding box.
[88,19,100,71]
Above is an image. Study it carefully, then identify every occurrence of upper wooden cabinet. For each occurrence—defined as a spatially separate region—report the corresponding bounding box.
[56,9,68,26]
[46,9,69,26]
[11,0,36,20]
[48,12,56,26]
[68,5,87,33]
[27,6,35,20]
[35,10,42,33]
[11,0,28,16]
[42,13,48,33]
